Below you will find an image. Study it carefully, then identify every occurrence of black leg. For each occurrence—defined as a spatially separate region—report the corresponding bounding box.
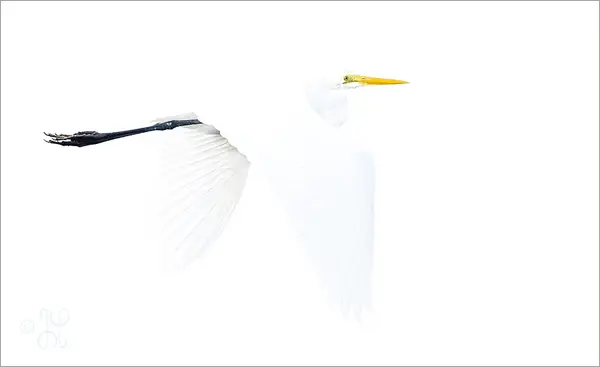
[44,119,203,147]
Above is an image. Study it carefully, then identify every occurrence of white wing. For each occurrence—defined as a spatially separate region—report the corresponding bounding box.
[155,113,250,269]
[264,121,375,317]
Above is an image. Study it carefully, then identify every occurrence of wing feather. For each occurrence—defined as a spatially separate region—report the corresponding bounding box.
[156,114,250,268]
[264,123,375,317]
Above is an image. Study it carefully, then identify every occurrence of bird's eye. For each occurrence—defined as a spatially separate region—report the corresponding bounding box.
[344,76,349,81]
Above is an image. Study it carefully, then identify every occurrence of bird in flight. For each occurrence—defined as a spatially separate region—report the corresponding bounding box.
[44,73,408,316]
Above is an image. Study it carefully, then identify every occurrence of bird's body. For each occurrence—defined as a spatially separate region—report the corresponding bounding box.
[44,73,408,316]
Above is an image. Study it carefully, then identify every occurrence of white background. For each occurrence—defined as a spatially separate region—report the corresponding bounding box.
[1,1,598,365]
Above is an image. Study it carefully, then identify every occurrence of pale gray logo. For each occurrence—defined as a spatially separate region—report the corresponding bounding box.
[21,308,70,349]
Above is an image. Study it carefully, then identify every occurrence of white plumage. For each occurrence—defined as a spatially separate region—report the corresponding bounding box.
[155,113,250,268]
[44,73,408,317]
[264,122,375,315]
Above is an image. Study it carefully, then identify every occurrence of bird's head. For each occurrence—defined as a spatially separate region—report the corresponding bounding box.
[307,73,409,127]
[337,74,409,89]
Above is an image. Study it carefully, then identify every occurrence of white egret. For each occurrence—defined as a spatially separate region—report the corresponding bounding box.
[44,73,408,316]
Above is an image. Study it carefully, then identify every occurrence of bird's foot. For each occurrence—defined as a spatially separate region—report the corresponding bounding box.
[44,131,102,147]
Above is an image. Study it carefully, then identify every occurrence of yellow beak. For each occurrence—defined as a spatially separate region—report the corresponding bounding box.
[344,74,409,86]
